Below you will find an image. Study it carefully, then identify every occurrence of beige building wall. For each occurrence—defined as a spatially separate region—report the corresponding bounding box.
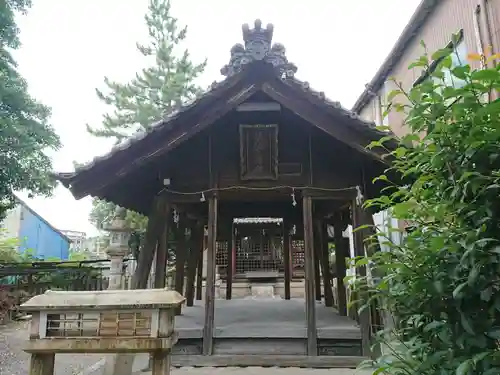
[358,0,496,137]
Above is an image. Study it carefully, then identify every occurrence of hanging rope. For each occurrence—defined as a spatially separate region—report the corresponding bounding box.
[156,184,365,206]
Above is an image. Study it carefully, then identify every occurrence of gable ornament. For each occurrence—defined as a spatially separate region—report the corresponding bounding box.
[221,19,297,78]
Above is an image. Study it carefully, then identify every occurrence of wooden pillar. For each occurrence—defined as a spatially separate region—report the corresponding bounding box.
[196,229,205,301]
[259,231,264,269]
[132,195,169,289]
[333,216,348,316]
[186,221,202,307]
[351,200,371,358]
[283,220,291,300]
[302,196,317,356]
[154,210,170,289]
[226,221,234,300]
[29,353,55,375]
[174,213,187,316]
[232,226,236,276]
[313,222,322,301]
[151,351,171,375]
[317,220,334,307]
[203,196,218,355]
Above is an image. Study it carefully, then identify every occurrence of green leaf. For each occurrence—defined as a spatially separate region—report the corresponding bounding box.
[387,89,403,102]
[471,69,500,81]
[460,313,475,335]
[467,265,480,286]
[480,287,493,301]
[434,280,444,293]
[453,282,468,299]
[486,327,500,339]
[424,320,444,332]
[452,65,469,80]
[409,55,429,69]
[473,351,490,363]
[456,359,473,375]
[372,367,387,375]
[375,125,391,132]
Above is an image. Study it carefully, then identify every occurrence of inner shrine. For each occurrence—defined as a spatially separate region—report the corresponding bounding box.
[56,19,392,367]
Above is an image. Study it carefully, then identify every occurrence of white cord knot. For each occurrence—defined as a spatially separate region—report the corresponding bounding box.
[355,185,364,206]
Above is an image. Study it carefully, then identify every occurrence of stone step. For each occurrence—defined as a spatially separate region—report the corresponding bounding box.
[250,284,276,298]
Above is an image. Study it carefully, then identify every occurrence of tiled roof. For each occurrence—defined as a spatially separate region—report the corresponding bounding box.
[62,78,234,179]
[56,20,390,184]
[57,73,385,184]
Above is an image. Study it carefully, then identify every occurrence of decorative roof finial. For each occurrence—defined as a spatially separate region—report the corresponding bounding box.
[221,19,297,78]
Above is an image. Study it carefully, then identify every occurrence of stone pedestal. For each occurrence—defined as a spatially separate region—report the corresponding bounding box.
[106,248,129,290]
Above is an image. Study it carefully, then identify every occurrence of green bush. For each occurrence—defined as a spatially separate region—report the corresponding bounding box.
[354,38,500,375]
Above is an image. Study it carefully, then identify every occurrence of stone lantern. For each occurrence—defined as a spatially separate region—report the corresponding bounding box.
[104,207,131,290]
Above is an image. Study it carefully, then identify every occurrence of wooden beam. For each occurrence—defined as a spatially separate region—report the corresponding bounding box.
[302,188,357,200]
[170,354,366,368]
[203,196,218,355]
[236,102,281,112]
[351,199,371,358]
[302,196,317,356]
[283,219,291,300]
[317,220,334,307]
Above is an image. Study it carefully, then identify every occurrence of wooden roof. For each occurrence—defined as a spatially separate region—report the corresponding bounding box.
[56,20,394,210]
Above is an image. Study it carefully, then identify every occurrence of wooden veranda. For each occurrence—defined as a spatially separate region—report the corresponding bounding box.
[56,20,393,367]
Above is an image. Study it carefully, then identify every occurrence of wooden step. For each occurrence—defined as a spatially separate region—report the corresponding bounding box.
[172,337,362,357]
[171,354,366,368]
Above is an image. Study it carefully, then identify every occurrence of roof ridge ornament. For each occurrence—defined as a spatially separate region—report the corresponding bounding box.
[221,19,297,78]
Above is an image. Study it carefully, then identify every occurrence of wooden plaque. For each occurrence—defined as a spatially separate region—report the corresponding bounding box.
[239,124,278,180]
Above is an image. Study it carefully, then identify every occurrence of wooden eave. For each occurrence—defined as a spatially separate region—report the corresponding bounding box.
[55,62,393,203]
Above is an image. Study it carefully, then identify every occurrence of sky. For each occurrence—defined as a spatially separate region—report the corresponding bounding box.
[13,0,421,236]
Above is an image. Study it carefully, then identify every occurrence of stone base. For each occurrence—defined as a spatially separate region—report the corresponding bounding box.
[250,284,275,298]
[185,279,338,300]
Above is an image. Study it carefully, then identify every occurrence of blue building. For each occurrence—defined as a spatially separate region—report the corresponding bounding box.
[0,196,71,260]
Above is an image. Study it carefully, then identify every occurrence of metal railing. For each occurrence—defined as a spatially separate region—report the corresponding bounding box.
[0,259,116,323]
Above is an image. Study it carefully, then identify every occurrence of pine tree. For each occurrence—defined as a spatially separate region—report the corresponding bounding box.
[86,0,206,232]
[0,0,61,219]
[87,0,206,143]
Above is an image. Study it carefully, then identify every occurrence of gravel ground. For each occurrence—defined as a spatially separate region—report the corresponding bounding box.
[0,321,106,375]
